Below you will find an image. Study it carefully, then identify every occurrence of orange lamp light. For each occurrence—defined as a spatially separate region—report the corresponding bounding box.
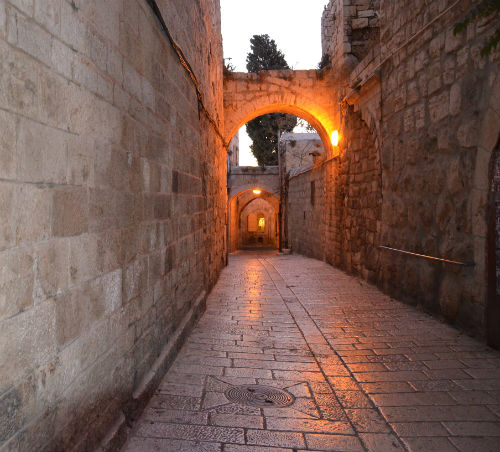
[252,189,262,195]
[331,130,339,146]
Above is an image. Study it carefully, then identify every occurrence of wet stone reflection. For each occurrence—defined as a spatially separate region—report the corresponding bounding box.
[122,252,500,452]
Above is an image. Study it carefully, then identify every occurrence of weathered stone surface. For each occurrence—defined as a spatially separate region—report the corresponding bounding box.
[121,253,499,452]
[0,0,226,450]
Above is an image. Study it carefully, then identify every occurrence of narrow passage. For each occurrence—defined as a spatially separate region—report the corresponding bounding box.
[123,252,500,452]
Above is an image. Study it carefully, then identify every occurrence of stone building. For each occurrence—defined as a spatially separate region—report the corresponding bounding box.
[0,0,499,450]
[227,132,239,167]
[281,132,325,172]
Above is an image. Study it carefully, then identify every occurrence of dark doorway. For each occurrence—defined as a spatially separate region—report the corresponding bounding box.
[487,138,500,349]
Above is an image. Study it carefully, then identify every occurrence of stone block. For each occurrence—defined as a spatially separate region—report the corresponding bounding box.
[66,135,93,186]
[123,256,148,303]
[51,38,74,79]
[72,57,98,93]
[0,182,15,251]
[0,42,39,119]
[478,107,500,151]
[69,233,100,285]
[0,300,56,392]
[60,0,84,52]
[33,238,69,302]
[406,81,419,105]
[456,120,478,148]
[15,184,52,245]
[8,7,52,67]
[428,92,449,123]
[428,34,444,59]
[427,75,441,95]
[358,9,375,18]
[473,148,491,190]
[449,82,461,116]
[87,24,107,72]
[0,248,33,321]
[17,117,68,184]
[101,269,122,314]
[8,0,33,16]
[444,28,462,53]
[55,286,89,346]
[0,109,17,180]
[123,61,142,100]
[106,46,123,84]
[34,0,61,36]
[0,0,6,38]
[0,386,23,443]
[52,187,88,237]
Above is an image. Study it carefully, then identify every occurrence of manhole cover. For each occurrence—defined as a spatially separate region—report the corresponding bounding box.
[224,385,295,408]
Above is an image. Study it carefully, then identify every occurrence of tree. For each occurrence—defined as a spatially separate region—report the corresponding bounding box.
[245,34,297,166]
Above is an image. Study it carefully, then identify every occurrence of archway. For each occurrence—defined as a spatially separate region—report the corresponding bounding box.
[224,70,341,157]
[228,188,279,252]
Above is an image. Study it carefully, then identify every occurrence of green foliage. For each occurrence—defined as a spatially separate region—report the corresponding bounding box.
[454,0,500,57]
[246,113,296,166]
[246,34,290,72]
[245,34,297,165]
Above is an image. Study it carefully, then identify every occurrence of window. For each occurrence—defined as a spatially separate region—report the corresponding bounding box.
[257,215,265,232]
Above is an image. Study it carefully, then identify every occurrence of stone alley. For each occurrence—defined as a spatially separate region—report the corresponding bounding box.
[122,252,500,452]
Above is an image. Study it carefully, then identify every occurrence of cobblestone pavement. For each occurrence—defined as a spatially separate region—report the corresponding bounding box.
[122,252,500,452]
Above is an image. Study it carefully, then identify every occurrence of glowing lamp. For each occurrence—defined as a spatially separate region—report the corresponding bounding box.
[331,130,339,146]
[252,189,262,195]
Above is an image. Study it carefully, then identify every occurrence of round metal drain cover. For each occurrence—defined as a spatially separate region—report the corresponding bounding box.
[224,385,295,408]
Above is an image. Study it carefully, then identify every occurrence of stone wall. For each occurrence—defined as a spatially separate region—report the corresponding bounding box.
[376,0,499,335]
[0,0,226,450]
[282,132,324,173]
[287,106,381,281]
[321,0,379,72]
[298,0,500,341]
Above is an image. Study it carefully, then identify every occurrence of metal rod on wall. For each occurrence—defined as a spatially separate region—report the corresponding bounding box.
[379,246,475,267]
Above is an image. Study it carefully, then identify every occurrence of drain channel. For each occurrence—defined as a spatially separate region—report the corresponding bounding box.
[224,385,295,408]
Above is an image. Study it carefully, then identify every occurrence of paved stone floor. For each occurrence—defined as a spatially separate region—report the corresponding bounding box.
[122,252,500,452]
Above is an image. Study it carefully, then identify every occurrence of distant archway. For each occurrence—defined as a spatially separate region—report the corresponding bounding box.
[228,188,279,252]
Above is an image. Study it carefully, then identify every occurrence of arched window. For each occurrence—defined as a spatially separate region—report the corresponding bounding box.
[257,213,265,232]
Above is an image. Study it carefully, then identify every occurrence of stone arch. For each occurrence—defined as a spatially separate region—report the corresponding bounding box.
[228,166,280,200]
[229,184,279,200]
[239,197,278,248]
[228,188,279,252]
[224,70,341,157]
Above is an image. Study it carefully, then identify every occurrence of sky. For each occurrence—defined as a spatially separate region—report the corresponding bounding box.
[220,0,328,165]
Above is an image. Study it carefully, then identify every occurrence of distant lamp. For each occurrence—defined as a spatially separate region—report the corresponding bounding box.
[331,130,339,146]
[252,189,262,195]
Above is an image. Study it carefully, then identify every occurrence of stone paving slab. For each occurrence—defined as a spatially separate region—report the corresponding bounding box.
[122,253,500,452]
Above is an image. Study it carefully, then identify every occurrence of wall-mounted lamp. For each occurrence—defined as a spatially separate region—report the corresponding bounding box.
[252,189,262,195]
[331,130,339,146]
